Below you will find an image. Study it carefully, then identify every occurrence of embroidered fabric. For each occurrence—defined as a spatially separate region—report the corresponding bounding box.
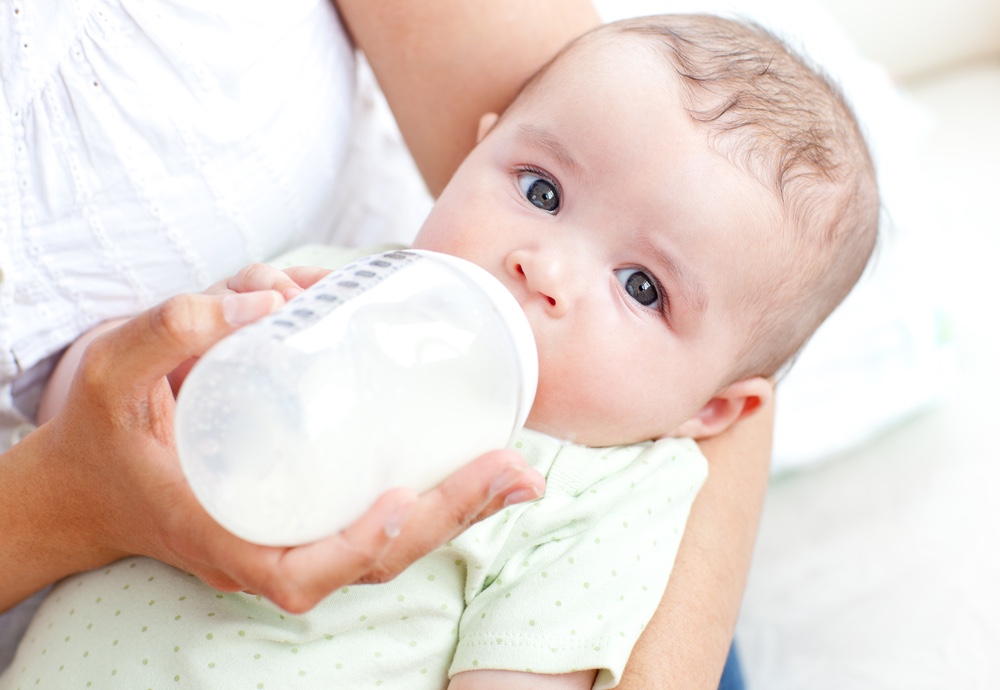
[0,0,357,439]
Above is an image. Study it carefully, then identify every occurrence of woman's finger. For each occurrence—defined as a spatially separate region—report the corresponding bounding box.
[358,449,544,584]
[281,265,332,290]
[184,488,417,613]
[89,292,282,392]
[186,451,542,613]
[220,263,332,299]
[226,263,306,300]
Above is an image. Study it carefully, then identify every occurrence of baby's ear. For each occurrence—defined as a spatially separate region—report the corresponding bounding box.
[671,377,773,440]
[477,112,500,143]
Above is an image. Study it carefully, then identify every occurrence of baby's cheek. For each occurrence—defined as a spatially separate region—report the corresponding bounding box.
[523,361,607,443]
[523,361,569,430]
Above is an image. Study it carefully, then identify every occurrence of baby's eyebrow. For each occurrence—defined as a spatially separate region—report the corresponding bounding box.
[515,123,581,175]
[643,238,708,319]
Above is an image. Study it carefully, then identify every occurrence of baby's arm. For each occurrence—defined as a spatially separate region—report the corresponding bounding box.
[449,669,597,690]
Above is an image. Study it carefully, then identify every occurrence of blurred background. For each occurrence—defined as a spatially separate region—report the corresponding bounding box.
[729,1,1000,688]
[329,0,1000,686]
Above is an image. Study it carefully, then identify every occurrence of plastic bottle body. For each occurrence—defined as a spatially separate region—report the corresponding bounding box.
[175,250,537,546]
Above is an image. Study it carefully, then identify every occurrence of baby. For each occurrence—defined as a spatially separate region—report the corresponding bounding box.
[2,13,877,690]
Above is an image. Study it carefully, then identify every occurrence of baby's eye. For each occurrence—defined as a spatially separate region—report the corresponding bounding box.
[518,173,560,213]
[615,268,660,309]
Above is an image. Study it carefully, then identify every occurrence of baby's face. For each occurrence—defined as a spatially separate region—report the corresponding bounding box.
[414,35,782,446]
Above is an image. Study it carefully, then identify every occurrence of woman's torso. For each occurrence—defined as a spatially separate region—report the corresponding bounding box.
[0,0,357,438]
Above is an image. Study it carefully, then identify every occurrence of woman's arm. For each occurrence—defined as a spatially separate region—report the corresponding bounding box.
[617,398,774,689]
[335,0,602,197]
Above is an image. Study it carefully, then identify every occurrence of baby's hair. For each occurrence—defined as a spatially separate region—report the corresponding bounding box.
[518,14,880,382]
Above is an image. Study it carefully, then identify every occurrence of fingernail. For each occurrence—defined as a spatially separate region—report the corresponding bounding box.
[503,486,542,507]
[283,287,304,301]
[383,496,415,539]
[222,292,278,325]
[488,466,526,498]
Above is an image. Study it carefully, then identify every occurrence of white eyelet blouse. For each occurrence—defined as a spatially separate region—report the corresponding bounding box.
[0,0,358,445]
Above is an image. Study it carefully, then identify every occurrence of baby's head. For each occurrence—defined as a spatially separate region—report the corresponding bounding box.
[414,14,878,447]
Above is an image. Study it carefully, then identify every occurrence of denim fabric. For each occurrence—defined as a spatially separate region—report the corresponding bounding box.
[719,642,746,690]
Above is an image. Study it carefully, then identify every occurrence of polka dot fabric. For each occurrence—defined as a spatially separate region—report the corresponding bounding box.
[0,431,706,689]
[448,431,707,689]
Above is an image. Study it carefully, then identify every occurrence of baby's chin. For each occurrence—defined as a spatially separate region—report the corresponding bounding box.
[523,408,675,448]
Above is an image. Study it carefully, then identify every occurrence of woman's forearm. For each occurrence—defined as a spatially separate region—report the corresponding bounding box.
[335,0,601,196]
[0,428,122,613]
[618,398,774,689]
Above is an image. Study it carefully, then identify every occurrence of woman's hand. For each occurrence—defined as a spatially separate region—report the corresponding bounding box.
[1,286,544,615]
[208,262,334,301]
[167,263,332,391]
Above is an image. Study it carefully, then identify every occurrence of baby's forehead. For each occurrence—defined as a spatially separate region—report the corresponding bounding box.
[520,28,676,103]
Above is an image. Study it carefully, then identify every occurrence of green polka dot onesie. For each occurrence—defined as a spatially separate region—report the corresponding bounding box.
[0,429,706,690]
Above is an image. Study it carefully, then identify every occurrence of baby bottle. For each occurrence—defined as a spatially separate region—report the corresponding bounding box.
[174,249,538,547]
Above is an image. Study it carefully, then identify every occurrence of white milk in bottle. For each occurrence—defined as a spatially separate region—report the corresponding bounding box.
[175,250,537,546]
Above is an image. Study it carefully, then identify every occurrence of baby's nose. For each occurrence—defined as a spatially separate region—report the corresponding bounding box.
[505,249,571,316]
